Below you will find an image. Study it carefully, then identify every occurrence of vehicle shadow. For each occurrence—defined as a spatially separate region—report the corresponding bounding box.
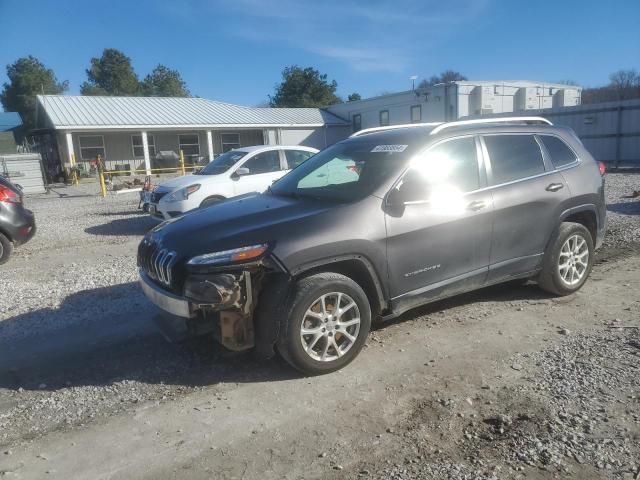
[84,216,157,236]
[376,280,554,329]
[0,283,296,394]
[607,201,640,215]
[0,278,556,394]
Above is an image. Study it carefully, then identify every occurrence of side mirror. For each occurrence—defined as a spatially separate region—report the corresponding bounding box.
[232,167,250,179]
[386,187,404,209]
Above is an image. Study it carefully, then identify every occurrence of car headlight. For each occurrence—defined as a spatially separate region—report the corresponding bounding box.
[187,244,268,266]
[165,184,200,202]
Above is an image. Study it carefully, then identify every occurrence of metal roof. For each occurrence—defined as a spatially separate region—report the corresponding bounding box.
[37,95,349,130]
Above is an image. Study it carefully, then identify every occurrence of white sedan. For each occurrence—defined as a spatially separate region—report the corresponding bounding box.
[149,145,318,220]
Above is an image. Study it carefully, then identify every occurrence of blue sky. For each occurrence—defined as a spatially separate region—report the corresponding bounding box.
[1,0,639,106]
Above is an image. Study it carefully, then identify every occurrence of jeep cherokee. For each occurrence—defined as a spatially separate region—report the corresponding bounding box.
[138,117,606,375]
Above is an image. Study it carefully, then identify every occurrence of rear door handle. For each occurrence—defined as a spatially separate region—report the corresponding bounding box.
[467,200,487,211]
[546,183,564,192]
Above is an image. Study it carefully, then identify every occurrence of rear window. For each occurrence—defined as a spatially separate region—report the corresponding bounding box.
[484,135,545,184]
[285,150,315,169]
[539,135,577,168]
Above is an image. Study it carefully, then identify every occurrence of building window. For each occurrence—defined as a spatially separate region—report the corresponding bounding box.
[352,114,361,132]
[178,134,200,158]
[131,134,156,158]
[410,105,421,123]
[221,133,240,153]
[79,135,105,160]
[379,110,389,126]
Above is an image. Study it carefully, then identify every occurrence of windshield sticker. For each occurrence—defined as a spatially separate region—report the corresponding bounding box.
[371,145,408,153]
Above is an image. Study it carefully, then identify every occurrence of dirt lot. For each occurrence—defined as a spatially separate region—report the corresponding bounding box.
[1,174,639,480]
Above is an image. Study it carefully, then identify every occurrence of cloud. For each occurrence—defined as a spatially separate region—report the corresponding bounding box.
[204,0,490,72]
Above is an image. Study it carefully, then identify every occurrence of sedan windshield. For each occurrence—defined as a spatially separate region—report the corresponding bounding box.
[196,150,248,175]
[270,140,415,202]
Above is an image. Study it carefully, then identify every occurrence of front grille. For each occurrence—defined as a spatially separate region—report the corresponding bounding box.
[150,190,169,203]
[138,239,177,287]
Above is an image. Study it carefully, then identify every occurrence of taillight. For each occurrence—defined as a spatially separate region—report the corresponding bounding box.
[598,161,606,176]
[0,184,21,203]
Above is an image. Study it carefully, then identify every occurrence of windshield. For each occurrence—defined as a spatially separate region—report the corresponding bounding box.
[196,150,248,175]
[270,140,415,202]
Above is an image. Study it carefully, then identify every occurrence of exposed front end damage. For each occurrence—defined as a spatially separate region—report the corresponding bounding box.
[139,256,288,354]
[186,269,263,351]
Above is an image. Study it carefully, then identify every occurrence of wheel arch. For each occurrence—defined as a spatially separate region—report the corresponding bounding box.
[199,194,226,207]
[291,255,388,317]
[558,204,598,245]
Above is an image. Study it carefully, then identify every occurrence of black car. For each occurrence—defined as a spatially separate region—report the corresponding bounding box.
[0,175,36,264]
[138,117,606,375]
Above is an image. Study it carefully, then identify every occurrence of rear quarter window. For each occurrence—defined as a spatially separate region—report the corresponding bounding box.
[484,134,545,184]
[539,135,578,168]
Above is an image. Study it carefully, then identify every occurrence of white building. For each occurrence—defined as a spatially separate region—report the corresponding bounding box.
[325,80,582,132]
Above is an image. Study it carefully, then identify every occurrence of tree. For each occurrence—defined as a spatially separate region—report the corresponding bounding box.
[0,56,68,130]
[80,48,140,96]
[582,69,640,104]
[141,65,189,97]
[418,70,467,88]
[347,92,361,102]
[609,69,640,90]
[269,66,341,107]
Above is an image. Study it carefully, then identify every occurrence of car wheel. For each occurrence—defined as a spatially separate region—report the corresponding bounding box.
[538,222,594,296]
[200,196,224,208]
[0,232,13,265]
[278,272,371,375]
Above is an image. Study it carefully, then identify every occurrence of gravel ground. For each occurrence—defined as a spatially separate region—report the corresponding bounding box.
[602,173,640,248]
[0,173,639,479]
[359,327,640,480]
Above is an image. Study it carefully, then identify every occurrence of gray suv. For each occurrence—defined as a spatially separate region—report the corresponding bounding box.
[138,117,606,375]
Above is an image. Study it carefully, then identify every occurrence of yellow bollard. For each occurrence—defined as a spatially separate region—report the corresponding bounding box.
[71,153,79,186]
[97,154,107,197]
[179,150,186,176]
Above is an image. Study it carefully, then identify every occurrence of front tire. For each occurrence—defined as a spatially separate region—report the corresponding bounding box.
[278,273,371,375]
[538,222,594,296]
[0,232,13,265]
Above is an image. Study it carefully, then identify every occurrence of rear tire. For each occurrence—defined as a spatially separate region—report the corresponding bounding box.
[0,232,13,265]
[538,222,594,296]
[278,272,371,375]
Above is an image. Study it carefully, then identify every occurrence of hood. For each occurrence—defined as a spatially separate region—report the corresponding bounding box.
[147,192,335,261]
[157,173,225,191]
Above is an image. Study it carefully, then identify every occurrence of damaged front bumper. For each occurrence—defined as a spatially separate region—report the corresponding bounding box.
[139,263,280,353]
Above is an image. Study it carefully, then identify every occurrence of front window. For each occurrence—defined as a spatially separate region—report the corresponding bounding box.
[178,134,200,159]
[196,149,247,175]
[271,140,415,203]
[79,135,105,160]
[221,133,240,153]
[132,134,156,158]
[398,136,480,203]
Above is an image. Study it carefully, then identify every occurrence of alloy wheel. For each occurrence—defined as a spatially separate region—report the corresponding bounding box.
[558,234,589,286]
[299,292,361,362]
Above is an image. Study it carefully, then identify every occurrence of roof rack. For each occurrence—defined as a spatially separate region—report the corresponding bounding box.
[429,116,552,135]
[349,122,443,138]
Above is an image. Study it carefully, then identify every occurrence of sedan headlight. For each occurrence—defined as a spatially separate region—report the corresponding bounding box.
[187,244,268,266]
[165,184,200,202]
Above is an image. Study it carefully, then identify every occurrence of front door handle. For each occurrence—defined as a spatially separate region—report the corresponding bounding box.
[467,200,487,211]
[546,183,564,192]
